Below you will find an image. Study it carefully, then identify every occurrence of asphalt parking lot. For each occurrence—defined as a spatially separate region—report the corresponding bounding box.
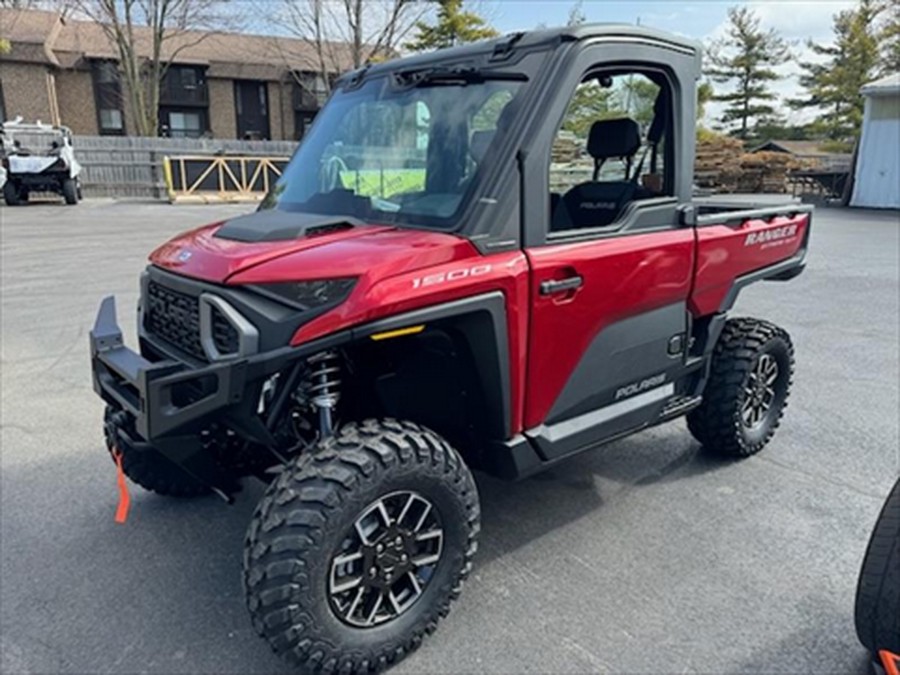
[1,200,898,674]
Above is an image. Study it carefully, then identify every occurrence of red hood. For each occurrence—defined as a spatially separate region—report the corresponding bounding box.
[150,220,477,285]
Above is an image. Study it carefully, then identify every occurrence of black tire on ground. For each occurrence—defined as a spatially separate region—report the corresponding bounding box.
[855,478,900,655]
[62,177,78,205]
[103,405,209,498]
[687,317,794,457]
[4,181,23,206]
[244,418,480,673]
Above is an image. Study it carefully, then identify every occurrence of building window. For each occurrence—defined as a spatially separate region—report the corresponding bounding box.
[234,80,270,140]
[99,108,124,132]
[160,65,208,106]
[158,66,208,137]
[292,72,328,140]
[91,60,126,135]
[159,109,208,138]
[95,61,119,84]
[294,110,317,141]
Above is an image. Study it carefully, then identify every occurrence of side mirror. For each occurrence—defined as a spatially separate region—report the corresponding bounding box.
[678,204,696,227]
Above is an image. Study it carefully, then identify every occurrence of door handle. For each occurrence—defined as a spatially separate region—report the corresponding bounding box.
[539,275,583,296]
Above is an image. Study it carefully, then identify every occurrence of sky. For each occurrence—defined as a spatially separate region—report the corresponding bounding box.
[478,0,858,124]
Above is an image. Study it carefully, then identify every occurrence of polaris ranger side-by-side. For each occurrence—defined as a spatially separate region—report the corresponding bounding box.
[91,25,812,672]
[1,120,82,206]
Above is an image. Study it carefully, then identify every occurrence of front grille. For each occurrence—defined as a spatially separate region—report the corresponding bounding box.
[144,281,240,360]
[145,281,204,359]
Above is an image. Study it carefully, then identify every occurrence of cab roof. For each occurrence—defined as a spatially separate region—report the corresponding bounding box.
[345,23,702,83]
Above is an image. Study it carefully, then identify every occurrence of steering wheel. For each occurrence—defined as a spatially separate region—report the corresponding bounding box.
[321,155,349,192]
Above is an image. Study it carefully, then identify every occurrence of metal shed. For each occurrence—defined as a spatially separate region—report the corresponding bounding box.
[851,73,900,209]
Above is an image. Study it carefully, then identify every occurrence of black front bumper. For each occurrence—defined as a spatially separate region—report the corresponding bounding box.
[91,295,252,441]
[90,295,347,443]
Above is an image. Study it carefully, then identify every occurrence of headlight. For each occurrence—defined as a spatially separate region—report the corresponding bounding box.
[256,278,357,310]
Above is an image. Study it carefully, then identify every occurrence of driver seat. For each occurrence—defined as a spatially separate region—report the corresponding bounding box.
[552,118,642,231]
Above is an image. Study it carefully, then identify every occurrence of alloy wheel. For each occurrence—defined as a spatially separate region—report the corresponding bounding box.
[328,491,444,628]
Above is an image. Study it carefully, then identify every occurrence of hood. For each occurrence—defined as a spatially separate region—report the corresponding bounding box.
[150,209,476,285]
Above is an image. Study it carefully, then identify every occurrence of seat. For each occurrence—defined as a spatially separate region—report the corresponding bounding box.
[469,130,495,164]
[552,117,643,231]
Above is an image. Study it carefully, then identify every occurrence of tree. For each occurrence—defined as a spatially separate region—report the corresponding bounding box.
[791,0,885,142]
[561,81,614,137]
[405,0,498,52]
[567,0,586,27]
[705,6,791,139]
[73,0,234,136]
[879,0,900,72]
[271,0,424,97]
[617,75,658,127]
[697,81,714,119]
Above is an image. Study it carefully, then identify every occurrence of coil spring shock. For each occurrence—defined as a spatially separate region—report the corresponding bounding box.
[308,350,341,438]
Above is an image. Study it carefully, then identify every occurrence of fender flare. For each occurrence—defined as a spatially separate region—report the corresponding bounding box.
[351,292,511,440]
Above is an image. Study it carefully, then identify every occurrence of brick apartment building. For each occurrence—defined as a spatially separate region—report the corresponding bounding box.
[0,8,357,140]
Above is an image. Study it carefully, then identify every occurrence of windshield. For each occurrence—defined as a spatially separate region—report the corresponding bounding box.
[260,69,529,230]
[1,128,68,156]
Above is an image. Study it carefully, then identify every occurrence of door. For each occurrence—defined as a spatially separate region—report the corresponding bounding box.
[235,80,270,140]
[522,65,695,458]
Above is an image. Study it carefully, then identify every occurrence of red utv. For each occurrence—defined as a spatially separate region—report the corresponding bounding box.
[91,24,812,672]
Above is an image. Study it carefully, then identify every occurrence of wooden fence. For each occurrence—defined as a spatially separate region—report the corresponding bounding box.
[73,136,297,200]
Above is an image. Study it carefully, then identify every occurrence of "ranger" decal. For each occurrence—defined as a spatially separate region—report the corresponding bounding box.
[744,223,799,247]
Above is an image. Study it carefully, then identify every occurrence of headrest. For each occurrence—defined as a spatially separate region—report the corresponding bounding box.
[470,130,495,163]
[587,118,641,160]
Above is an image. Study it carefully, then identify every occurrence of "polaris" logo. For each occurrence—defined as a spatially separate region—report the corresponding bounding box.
[615,373,666,400]
[744,224,798,247]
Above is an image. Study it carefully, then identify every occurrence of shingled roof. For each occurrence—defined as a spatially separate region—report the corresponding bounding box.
[0,8,359,76]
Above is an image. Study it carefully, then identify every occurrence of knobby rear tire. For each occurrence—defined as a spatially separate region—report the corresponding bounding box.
[688,318,794,457]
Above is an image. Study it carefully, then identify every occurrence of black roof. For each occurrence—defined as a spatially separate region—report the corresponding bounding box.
[352,23,702,81]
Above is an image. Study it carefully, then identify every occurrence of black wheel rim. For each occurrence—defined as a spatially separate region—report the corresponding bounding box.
[328,491,443,628]
[741,353,779,429]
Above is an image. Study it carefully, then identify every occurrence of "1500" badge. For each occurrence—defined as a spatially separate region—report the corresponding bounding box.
[412,264,492,289]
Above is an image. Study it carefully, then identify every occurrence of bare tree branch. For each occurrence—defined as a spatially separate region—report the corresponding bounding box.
[264,0,426,98]
[71,0,238,136]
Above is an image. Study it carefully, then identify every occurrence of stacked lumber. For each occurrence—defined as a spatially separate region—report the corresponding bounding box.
[694,135,743,192]
[735,151,802,193]
[694,135,809,193]
[552,131,581,164]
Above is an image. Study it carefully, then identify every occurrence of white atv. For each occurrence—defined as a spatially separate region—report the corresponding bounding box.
[1,120,83,206]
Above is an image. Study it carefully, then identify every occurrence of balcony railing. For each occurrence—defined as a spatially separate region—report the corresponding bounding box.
[159,85,208,106]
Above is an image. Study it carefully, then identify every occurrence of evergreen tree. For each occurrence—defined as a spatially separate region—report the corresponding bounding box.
[405,0,498,52]
[791,0,885,141]
[697,81,714,119]
[567,1,587,27]
[705,6,791,139]
[561,82,615,137]
[880,1,900,72]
